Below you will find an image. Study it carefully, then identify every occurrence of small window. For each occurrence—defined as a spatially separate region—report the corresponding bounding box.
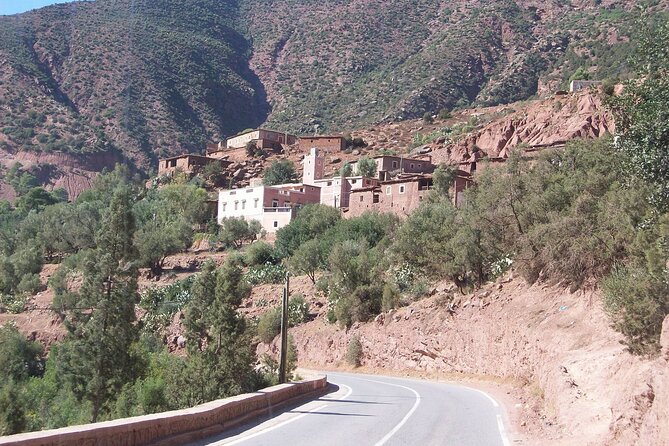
[359,195,364,202]
[392,161,398,169]
[417,164,422,168]
[352,179,357,184]
[272,199,279,208]
[234,201,239,210]
[399,185,405,194]
[222,203,227,211]
[273,221,278,228]
[386,186,392,195]
[246,188,253,193]
[254,198,259,208]
[241,200,246,210]
[229,191,236,195]
[410,163,415,169]
[327,181,332,186]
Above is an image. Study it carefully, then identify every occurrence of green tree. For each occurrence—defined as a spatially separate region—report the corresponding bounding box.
[339,162,353,177]
[263,160,299,186]
[609,19,669,208]
[356,157,377,178]
[288,239,323,284]
[217,217,261,249]
[57,187,141,422]
[432,164,456,197]
[182,260,256,405]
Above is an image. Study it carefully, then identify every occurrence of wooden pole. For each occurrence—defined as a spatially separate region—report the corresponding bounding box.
[278,272,290,384]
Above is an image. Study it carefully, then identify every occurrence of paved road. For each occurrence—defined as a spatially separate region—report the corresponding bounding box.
[187,372,510,446]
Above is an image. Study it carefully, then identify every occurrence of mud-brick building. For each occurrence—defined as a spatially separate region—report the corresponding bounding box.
[158,154,231,176]
[225,129,298,151]
[344,170,473,218]
[217,183,321,233]
[351,155,435,181]
[298,136,347,152]
[345,174,433,219]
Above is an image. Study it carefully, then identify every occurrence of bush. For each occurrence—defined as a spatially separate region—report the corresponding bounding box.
[245,264,286,285]
[604,265,669,355]
[346,335,362,367]
[288,293,309,325]
[244,241,277,266]
[257,307,281,344]
[438,108,452,119]
[263,160,299,186]
[422,112,434,124]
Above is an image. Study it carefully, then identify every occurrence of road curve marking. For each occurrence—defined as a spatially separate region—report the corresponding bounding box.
[461,385,510,446]
[213,383,353,445]
[352,377,422,446]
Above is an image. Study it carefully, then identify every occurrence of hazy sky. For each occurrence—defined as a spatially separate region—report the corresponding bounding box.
[0,1,76,16]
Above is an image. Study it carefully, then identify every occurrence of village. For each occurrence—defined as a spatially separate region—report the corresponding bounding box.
[157,128,478,234]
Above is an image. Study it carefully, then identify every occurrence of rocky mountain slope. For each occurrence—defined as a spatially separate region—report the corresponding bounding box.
[0,0,666,172]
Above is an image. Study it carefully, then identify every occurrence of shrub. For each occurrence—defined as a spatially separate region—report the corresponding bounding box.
[438,108,452,119]
[245,264,286,285]
[346,335,363,367]
[244,241,277,266]
[422,112,434,124]
[263,160,298,186]
[604,265,669,355]
[257,307,281,344]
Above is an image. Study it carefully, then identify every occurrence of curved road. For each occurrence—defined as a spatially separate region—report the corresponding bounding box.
[187,372,510,446]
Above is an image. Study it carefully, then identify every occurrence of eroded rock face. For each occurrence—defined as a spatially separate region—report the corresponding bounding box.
[432,90,614,164]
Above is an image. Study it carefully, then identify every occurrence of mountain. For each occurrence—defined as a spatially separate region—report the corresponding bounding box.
[0,0,666,171]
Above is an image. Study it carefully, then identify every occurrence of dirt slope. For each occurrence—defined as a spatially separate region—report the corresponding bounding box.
[274,273,669,446]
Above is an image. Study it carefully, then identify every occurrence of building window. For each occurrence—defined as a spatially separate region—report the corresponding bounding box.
[410,163,415,169]
[272,199,279,208]
[241,200,246,210]
[222,203,227,212]
[392,161,398,169]
[246,188,253,193]
[359,195,364,202]
[254,198,259,208]
[229,191,236,195]
[352,179,357,184]
[386,186,392,195]
[399,185,406,194]
[273,221,278,228]
[234,201,239,210]
[327,181,332,186]
[418,164,422,168]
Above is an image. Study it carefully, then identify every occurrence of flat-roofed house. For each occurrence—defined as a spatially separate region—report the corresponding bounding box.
[298,135,346,152]
[225,129,298,151]
[158,154,231,176]
[218,183,321,233]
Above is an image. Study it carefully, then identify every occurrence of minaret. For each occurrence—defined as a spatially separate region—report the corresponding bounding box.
[302,148,325,185]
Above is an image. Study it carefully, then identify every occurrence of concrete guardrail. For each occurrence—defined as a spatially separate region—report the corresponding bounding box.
[0,376,328,446]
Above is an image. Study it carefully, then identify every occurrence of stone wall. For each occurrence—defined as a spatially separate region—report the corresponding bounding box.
[0,377,327,446]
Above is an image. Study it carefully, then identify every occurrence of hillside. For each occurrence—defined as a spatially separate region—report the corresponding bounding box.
[0,0,666,174]
[0,0,268,167]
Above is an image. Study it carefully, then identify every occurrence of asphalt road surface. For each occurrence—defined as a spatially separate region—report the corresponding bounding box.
[187,372,510,446]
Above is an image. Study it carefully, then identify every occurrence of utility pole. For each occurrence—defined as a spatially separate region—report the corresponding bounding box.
[278,272,290,384]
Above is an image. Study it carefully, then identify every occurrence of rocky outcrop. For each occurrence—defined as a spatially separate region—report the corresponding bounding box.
[433,90,614,164]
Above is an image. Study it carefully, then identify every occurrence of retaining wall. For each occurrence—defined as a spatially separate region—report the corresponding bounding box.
[0,376,328,446]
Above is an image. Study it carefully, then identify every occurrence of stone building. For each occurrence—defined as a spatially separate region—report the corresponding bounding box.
[351,155,435,181]
[298,136,347,152]
[569,80,602,93]
[158,154,231,176]
[225,129,298,151]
